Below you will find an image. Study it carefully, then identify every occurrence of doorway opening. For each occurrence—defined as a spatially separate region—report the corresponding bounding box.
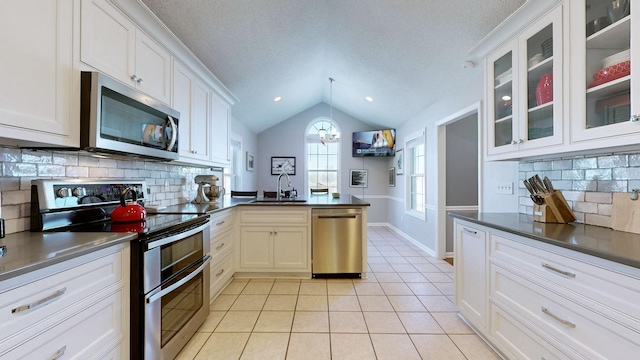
[435,102,481,260]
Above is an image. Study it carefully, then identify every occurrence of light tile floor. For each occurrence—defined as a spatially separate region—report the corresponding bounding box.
[177,226,501,359]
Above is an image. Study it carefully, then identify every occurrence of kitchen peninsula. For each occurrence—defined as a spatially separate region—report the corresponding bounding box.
[449,212,640,360]
[152,194,370,290]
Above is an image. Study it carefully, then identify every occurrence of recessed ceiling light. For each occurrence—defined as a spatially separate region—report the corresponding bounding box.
[274,96,282,102]
[365,96,373,102]
[501,95,512,101]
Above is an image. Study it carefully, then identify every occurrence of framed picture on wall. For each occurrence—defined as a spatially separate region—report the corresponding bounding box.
[246,152,254,171]
[395,148,404,175]
[271,156,296,175]
[350,169,368,188]
[389,167,396,186]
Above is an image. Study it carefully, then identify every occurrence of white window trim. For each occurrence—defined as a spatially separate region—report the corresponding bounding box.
[405,128,426,221]
[225,132,242,191]
[304,117,341,194]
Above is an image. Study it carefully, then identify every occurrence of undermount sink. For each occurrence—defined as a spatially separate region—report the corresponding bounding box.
[251,198,307,204]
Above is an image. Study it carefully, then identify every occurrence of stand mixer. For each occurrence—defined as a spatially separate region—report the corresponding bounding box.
[193,175,225,204]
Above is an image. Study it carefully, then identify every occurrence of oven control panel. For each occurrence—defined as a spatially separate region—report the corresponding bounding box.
[32,179,147,210]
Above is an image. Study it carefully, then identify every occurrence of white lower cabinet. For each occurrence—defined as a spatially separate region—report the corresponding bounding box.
[236,208,310,273]
[491,302,575,360]
[238,226,308,271]
[209,210,234,302]
[3,291,124,359]
[0,244,130,359]
[454,218,640,360]
[454,221,488,331]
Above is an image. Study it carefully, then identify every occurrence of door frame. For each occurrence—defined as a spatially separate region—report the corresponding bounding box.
[434,101,483,259]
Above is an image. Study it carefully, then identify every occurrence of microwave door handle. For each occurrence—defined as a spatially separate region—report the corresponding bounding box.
[165,115,177,151]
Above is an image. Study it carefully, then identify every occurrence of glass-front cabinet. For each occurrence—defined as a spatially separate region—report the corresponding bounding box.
[487,6,564,158]
[571,0,637,143]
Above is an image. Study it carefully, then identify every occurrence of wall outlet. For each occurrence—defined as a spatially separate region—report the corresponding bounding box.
[496,181,513,194]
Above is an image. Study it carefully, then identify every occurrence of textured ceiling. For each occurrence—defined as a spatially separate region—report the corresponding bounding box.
[142,0,526,133]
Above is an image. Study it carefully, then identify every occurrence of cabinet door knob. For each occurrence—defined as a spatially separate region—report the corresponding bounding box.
[130,74,139,82]
[511,140,517,145]
[631,115,640,122]
[137,77,143,85]
[191,150,198,154]
[518,139,524,144]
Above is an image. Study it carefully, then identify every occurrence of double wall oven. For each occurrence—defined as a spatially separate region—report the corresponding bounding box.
[31,179,210,360]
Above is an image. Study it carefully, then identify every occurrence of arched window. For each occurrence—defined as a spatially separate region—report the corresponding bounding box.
[305,118,340,195]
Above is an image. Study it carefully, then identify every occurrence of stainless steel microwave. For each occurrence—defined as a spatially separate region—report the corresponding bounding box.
[80,71,179,161]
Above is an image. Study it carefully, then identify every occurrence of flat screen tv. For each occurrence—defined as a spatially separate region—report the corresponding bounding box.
[352,129,396,157]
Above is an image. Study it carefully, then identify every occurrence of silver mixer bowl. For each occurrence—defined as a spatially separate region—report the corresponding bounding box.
[204,185,225,201]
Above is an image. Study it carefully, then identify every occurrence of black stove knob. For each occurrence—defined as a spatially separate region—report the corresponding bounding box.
[72,187,87,197]
[56,187,71,198]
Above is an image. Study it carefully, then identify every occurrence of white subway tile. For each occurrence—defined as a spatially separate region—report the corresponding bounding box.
[598,204,612,216]
[584,214,611,228]
[573,201,598,214]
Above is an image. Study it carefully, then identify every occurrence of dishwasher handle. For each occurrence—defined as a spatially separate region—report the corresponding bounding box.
[316,214,359,219]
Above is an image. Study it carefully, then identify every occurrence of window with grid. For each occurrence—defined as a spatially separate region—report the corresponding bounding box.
[306,119,340,194]
[406,130,425,218]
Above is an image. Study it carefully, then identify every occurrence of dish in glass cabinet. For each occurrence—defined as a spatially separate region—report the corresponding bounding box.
[603,49,630,68]
[589,60,630,88]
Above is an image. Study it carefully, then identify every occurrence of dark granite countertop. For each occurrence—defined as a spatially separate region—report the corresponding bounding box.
[0,195,369,282]
[0,231,137,282]
[448,212,640,269]
[149,194,370,215]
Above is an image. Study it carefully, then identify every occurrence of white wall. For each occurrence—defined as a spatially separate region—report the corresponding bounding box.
[388,64,519,252]
[256,103,390,222]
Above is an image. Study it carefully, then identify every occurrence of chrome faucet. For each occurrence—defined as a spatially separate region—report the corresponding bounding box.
[277,171,291,200]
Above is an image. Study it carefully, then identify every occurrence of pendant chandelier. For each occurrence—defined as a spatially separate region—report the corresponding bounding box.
[319,77,340,142]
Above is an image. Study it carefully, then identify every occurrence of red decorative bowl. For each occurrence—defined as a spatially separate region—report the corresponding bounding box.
[593,60,630,81]
[589,61,631,88]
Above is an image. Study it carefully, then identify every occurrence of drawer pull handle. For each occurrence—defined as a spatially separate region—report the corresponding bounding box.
[541,263,575,278]
[462,228,477,235]
[541,306,576,328]
[216,269,225,277]
[12,287,67,314]
[216,221,225,226]
[49,345,67,360]
[216,242,225,250]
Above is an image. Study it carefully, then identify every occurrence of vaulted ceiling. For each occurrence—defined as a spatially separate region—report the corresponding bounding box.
[142,0,526,133]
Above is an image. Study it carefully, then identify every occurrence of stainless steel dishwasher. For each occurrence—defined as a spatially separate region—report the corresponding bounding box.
[312,208,362,277]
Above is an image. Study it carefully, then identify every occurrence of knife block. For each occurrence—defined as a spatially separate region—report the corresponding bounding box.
[533,190,576,223]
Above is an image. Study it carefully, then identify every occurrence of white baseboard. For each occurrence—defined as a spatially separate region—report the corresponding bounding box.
[369,222,436,258]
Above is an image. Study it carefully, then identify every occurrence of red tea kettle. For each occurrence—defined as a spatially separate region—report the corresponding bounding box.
[110,187,146,222]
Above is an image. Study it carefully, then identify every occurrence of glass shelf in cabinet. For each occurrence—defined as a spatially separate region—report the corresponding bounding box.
[495,79,513,90]
[495,115,513,124]
[528,56,553,73]
[586,15,630,49]
[586,76,630,97]
[528,101,553,114]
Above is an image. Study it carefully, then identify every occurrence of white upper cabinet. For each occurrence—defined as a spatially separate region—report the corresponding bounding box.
[80,0,171,104]
[0,0,78,147]
[570,0,638,145]
[173,60,212,164]
[486,5,564,159]
[210,93,231,166]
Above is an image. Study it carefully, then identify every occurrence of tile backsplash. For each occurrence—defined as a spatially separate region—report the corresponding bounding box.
[0,147,216,235]
[519,153,640,228]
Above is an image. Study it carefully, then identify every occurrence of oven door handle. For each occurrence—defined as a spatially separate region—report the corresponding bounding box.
[146,255,211,304]
[147,222,209,250]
